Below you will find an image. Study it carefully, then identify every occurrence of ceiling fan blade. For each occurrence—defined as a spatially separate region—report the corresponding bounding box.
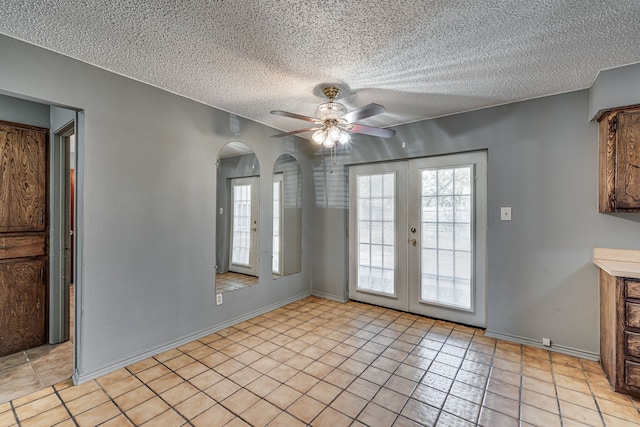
[271,110,319,123]
[270,127,320,138]
[349,124,396,138]
[340,103,386,123]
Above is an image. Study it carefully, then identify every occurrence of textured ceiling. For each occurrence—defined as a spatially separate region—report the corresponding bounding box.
[2,1,640,137]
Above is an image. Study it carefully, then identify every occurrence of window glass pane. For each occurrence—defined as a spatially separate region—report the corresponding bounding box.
[454,196,471,223]
[421,166,473,310]
[231,184,251,266]
[383,221,394,245]
[357,173,395,295]
[359,221,370,244]
[438,169,454,194]
[455,251,470,279]
[371,175,383,197]
[454,167,471,195]
[383,174,394,197]
[423,223,437,249]
[422,196,437,222]
[422,170,437,196]
[359,175,370,197]
[359,199,370,221]
[371,198,383,221]
[438,250,454,277]
[438,196,454,222]
[422,248,438,276]
[359,243,370,265]
[370,222,383,245]
[454,223,471,251]
[438,223,454,250]
[383,198,394,221]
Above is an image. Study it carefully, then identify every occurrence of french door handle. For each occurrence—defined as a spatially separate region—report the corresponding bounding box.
[409,238,417,247]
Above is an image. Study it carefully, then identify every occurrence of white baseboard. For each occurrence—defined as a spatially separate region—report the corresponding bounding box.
[311,290,348,303]
[484,330,600,361]
[73,290,312,385]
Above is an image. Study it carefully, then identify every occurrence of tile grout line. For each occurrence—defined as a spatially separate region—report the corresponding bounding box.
[126,363,196,426]
[9,400,20,427]
[52,385,77,426]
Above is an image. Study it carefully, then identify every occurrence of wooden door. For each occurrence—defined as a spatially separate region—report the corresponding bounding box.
[0,121,48,357]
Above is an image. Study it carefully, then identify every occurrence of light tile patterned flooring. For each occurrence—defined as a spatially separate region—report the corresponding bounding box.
[216,272,259,294]
[0,285,74,404]
[2,296,640,426]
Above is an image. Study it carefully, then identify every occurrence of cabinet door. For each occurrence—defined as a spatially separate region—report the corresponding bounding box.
[0,123,47,232]
[616,111,640,209]
[0,258,47,356]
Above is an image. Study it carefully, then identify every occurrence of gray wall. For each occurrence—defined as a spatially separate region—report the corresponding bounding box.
[590,62,640,119]
[312,88,640,357]
[0,93,49,128]
[0,34,314,381]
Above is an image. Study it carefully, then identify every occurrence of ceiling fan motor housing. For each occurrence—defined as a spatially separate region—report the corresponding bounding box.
[315,102,347,121]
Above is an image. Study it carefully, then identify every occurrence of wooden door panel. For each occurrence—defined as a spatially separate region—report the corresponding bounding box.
[0,258,47,357]
[0,123,47,232]
[0,235,46,260]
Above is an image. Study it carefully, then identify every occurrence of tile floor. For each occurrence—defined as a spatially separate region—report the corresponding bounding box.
[2,296,640,426]
[216,272,259,294]
[0,286,74,404]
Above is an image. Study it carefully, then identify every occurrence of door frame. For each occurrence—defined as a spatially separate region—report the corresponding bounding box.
[50,120,75,343]
[348,151,488,327]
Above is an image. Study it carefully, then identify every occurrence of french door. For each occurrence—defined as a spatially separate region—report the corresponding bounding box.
[348,151,487,327]
[229,176,259,276]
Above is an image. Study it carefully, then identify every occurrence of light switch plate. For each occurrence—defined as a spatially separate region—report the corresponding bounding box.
[500,207,512,221]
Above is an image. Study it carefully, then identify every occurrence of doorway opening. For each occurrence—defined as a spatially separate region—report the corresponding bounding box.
[0,114,77,403]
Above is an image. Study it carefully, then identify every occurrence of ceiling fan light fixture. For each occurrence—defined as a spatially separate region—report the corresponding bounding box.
[315,102,347,121]
[270,85,395,141]
[312,129,326,144]
[322,137,335,148]
[328,125,341,142]
[339,131,350,144]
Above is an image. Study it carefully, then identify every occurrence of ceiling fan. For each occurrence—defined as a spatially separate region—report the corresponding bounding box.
[270,86,396,148]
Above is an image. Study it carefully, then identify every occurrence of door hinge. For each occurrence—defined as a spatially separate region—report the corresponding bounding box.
[39,210,44,224]
[40,267,45,283]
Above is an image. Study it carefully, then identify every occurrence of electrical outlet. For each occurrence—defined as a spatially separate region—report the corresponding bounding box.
[542,337,551,347]
[216,293,222,305]
[500,207,512,221]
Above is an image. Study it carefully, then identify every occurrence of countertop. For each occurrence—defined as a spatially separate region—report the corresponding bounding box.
[593,248,640,279]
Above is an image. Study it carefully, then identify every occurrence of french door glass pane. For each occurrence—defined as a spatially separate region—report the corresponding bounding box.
[272,181,281,273]
[357,173,395,295]
[421,166,472,309]
[231,184,251,266]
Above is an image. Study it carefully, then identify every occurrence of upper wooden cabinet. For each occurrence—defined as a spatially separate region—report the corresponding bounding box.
[599,107,640,212]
